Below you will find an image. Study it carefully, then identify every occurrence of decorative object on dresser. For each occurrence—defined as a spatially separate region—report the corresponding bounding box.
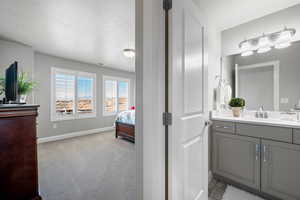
[17,72,37,103]
[0,105,42,200]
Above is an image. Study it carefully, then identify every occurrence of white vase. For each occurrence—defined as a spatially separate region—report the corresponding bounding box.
[18,95,27,103]
[232,107,242,117]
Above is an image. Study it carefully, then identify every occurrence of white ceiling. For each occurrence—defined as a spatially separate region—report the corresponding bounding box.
[0,0,135,72]
[1,0,300,72]
[195,0,300,31]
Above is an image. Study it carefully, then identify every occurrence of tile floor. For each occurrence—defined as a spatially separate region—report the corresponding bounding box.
[209,178,227,200]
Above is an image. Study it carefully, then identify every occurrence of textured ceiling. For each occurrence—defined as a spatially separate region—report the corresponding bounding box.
[1,0,299,72]
[194,0,300,30]
[0,0,135,72]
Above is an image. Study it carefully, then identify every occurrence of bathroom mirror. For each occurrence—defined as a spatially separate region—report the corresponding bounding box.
[223,41,300,111]
[219,4,300,112]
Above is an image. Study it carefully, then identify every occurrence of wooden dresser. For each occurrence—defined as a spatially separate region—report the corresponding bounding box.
[0,105,42,200]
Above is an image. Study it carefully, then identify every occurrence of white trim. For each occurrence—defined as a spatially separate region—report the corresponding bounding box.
[102,75,131,116]
[51,67,97,121]
[135,0,143,199]
[37,126,115,144]
[140,0,165,199]
[235,61,280,111]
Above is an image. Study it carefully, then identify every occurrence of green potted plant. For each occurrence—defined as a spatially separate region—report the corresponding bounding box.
[0,77,4,96]
[17,72,37,103]
[229,98,245,117]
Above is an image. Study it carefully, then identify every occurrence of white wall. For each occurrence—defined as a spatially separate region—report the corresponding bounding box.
[222,4,300,56]
[207,25,222,111]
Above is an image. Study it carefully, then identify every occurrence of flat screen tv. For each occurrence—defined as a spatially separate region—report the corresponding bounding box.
[5,62,18,102]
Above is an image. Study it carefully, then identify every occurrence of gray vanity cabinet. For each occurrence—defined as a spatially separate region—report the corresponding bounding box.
[261,140,300,200]
[213,132,261,190]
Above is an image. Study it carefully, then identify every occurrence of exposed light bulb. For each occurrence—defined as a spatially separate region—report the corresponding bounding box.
[257,36,271,53]
[275,30,292,49]
[123,49,135,58]
[240,40,253,57]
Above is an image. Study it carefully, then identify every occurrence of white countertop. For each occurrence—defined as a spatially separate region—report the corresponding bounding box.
[211,111,300,129]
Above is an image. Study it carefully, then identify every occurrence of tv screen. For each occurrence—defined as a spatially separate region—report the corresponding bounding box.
[5,62,18,102]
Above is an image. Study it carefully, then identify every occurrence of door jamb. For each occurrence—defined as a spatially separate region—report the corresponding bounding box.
[136,0,166,200]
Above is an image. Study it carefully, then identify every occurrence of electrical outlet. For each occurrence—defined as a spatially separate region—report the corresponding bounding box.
[280,98,289,104]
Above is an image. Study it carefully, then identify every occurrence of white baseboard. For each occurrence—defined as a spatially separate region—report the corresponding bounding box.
[38,126,115,144]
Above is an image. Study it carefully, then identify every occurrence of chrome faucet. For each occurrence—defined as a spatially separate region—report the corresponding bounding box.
[255,106,268,119]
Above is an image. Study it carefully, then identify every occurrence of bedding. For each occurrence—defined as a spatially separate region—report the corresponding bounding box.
[115,110,135,125]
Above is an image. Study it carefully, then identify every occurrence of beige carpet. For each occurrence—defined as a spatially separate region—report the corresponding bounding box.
[38,131,137,200]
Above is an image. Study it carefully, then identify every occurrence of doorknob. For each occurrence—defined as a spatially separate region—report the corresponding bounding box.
[205,120,212,126]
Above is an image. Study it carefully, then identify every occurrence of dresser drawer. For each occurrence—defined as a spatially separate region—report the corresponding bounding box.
[236,123,292,143]
[293,129,300,144]
[212,121,235,134]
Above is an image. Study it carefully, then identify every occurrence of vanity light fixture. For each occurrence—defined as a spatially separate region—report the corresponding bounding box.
[239,27,296,56]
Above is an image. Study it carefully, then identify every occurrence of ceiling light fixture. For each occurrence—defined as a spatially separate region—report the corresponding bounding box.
[123,0,135,59]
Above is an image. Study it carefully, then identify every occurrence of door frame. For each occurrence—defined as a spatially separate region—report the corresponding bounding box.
[136,0,166,200]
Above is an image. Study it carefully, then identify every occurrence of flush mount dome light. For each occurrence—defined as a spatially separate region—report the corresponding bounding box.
[123,48,135,58]
[257,35,272,54]
[240,40,253,57]
[275,28,296,49]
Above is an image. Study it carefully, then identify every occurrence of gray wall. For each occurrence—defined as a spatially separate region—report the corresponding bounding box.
[0,39,34,101]
[232,41,300,111]
[34,52,135,138]
[222,4,300,56]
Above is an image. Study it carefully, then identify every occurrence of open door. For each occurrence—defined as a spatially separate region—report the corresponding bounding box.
[169,0,209,199]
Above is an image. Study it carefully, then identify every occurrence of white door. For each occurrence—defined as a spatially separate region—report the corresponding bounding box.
[169,0,208,200]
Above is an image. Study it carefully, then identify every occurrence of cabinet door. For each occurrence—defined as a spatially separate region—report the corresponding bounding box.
[213,132,260,190]
[261,140,300,200]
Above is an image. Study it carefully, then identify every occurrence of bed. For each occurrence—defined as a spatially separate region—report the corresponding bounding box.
[115,110,135,143]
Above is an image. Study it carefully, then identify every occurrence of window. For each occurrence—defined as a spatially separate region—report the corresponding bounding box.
[103,76,130,115]
[51,68,96,121]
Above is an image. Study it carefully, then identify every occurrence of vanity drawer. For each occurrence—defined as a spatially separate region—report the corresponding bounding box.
[236,123,292,143]
[293,129,300,144]
[212,121,235,134]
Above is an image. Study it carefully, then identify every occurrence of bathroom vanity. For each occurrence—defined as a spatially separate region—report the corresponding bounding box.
[211,113,300,200]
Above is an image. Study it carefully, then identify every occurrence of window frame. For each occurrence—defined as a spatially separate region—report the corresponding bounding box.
[103,75,130,116]
[51,67,97,122]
